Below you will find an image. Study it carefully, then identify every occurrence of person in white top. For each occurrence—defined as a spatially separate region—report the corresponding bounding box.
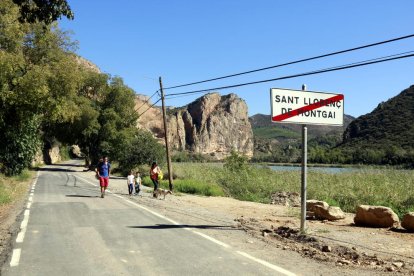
[127,171,135,195]
[135,172,141,195]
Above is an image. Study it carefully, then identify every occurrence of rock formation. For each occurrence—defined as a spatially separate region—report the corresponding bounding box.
[74,55,101,73]
[135,93,254,159]
[135,95,164,139]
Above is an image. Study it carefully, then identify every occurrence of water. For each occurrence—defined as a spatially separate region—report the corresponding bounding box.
[269,165,356,174]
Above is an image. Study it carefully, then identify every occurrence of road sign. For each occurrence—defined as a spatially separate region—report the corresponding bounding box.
[270,88,344,126]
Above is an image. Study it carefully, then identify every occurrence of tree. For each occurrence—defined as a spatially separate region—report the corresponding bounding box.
[0,1,80,174]
[0,0,153,175]
[0,115,41,175]
[224,150,249,173]
[117,130,165,175]
[12,0,74,24]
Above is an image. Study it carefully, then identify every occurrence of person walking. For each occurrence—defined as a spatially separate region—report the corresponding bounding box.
[127,171,135,195]
[96,157,111,198]
[150,161,161,197]
[134,172,142,195]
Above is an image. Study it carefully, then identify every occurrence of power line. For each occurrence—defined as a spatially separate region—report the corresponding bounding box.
[137,98,161,117]
[165,50,414,100]
[135,90,159,112]
[165,52,414,98]
[163,33,414,90]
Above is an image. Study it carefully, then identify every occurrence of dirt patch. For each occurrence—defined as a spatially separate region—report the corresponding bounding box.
[229,203,414,274]
[0,196,27,268]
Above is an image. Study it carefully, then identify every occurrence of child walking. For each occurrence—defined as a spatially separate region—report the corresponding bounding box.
[135,172,141,195]
[127,171,135,195]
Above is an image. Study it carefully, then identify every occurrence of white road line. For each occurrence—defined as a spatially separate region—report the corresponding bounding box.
[111,193,231,249]
[237,251,296,276]
[16,229,26,243]
[75,174,295,275]
[12,171,39,265]
[10,249,21,267]
[114,194,179,224]
[20,210,30,230]
[192,231,230,248]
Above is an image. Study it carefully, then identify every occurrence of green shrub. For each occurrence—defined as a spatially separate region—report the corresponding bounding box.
[0,116,41,175]
[173,162,414,219]
[60,145,71,161]
[170,179,224,196]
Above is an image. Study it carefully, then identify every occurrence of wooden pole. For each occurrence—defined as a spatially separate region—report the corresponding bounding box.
[159,77,173,191]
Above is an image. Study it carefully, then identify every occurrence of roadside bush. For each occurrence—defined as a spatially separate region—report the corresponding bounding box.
[0,116,41,176]
[168,179,224,197]
[116,130,165,176]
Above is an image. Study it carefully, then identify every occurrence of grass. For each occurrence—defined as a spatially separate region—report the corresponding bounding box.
[165,162,414,218]
[0,170,34,205]
[141,164,225,197]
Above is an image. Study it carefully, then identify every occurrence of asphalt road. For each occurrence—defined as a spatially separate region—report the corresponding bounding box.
[1,163,297,276]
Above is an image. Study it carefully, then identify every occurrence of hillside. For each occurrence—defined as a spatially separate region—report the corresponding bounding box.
[250,113,354,140]
[250,113,354,162]
[339,85,414,165]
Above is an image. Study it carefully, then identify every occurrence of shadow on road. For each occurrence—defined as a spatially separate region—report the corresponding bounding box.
[66,194,100,198]
[49,163,86,168]
[128,224,240,230]
[36,167,78,172]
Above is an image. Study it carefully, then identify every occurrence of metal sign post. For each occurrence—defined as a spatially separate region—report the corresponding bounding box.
[270,85,344,235]
[300,84,307,234]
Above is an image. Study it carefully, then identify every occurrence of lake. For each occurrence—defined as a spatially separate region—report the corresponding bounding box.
[268,165,356,174]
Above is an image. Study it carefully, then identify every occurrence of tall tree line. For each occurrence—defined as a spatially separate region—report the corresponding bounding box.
[0,0,164,175]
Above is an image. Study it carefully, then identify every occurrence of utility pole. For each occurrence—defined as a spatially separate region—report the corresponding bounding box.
[300,84,308,234]
[159,77,173,191]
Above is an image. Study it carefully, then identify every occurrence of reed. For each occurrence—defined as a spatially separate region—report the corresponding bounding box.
[170,163,414,218]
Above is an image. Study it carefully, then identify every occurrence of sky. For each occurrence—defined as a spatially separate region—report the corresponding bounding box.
[59,0,414,118]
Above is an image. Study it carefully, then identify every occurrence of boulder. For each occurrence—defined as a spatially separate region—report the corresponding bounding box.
[271,191,300,207]
[354,205,399,228]
[316,206,346,221]
[70,145,82,158]
[307,200,345,221]
[307,200,329,211]
[401,212,414,232]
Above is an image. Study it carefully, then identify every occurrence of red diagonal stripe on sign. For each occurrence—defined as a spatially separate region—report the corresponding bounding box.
[272,94,344,122]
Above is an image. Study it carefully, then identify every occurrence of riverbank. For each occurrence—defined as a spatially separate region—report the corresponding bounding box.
[150,162,414,218]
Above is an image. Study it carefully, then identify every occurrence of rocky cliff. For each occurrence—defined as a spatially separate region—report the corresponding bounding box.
[135,93,254,159]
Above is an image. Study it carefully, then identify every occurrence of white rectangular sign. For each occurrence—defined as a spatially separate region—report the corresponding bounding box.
[270,88,344,126]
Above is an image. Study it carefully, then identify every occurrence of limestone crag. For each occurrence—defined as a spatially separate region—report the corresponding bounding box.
[168,93,254,159]
[136,93,254,159]
[74,55,101,73]
[135,96,164,139]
